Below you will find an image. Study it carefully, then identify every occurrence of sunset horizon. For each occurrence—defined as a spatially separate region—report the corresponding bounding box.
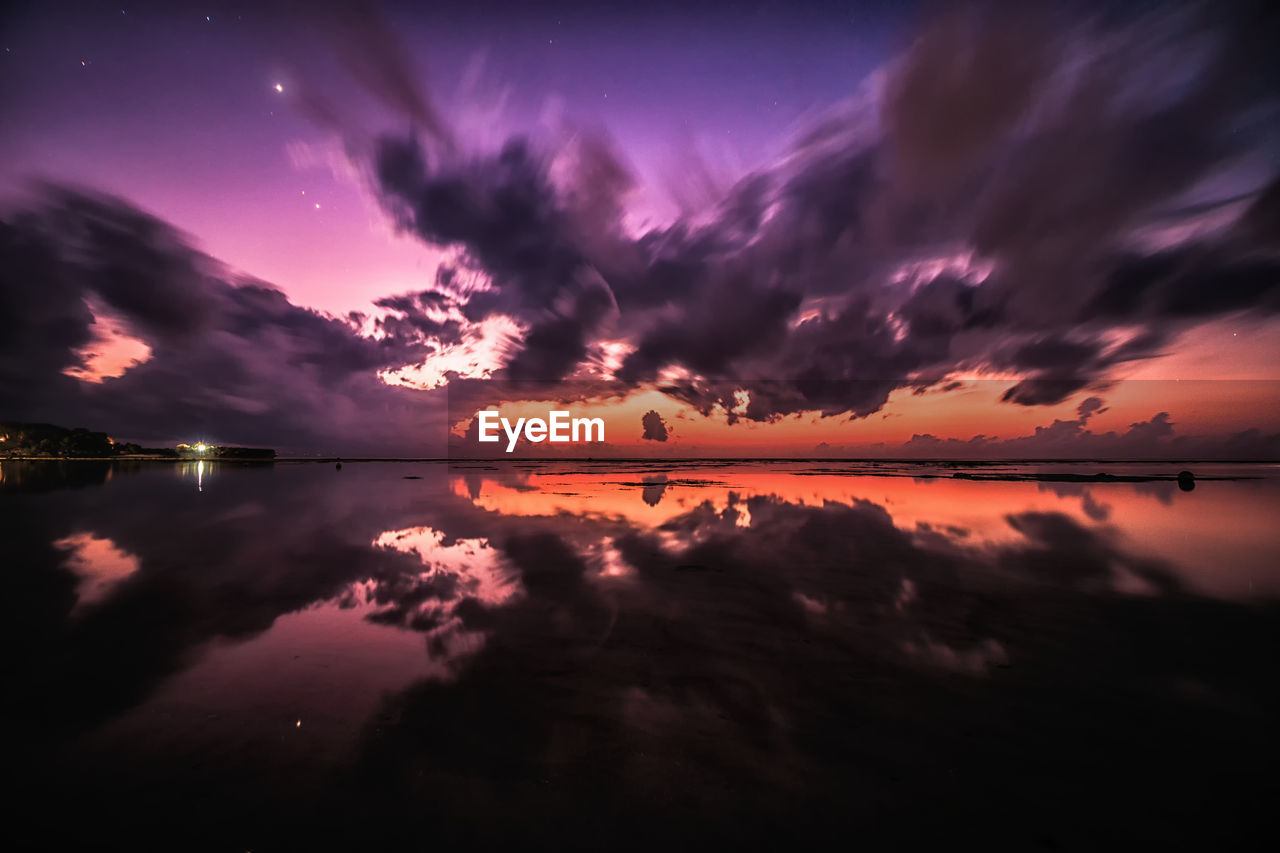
[4,2,1279,850]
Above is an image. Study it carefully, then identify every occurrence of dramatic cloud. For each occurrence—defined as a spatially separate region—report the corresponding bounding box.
[359,0,1279,425]
[3,2,1277,454]
[0,187,439,454]
[640,410,669,442]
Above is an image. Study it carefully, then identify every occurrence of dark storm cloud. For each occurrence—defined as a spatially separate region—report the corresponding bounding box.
[640,410,668,442]
[372,286,464,346]
[0,186,437,454]
[363,0,1280,421]
[1090,246,1280,321]
[374,135,623,380]
[5,2,1276,455]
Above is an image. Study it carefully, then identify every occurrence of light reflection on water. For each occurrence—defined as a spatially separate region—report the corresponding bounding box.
[4,459,1278,848]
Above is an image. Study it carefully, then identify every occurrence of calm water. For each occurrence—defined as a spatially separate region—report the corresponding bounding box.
[4,460,1279,849]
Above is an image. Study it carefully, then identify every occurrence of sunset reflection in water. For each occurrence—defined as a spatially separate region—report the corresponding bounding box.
[4,459,1278,848]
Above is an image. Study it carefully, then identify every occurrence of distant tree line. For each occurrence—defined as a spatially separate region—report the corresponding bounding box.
[1,421,275,459]
[0,421,173,458]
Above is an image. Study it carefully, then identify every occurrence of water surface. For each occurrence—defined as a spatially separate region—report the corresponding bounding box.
[5,460,1278,849]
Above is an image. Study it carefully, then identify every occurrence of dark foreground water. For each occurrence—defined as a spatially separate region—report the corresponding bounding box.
[3,459,1279,850]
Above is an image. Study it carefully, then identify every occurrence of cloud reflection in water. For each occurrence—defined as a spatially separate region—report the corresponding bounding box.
[4,459,1278,848]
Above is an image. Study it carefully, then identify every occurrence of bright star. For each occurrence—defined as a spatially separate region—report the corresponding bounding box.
[274,82,284,93]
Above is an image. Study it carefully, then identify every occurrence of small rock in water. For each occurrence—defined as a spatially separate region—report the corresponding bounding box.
[1177,470,1195,491]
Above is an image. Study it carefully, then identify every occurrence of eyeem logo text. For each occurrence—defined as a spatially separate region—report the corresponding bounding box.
[476,410,605,453]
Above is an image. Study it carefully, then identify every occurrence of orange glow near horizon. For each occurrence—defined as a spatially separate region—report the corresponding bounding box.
[448,463,1280,600]
[64,286,1280,457]
[451,377,1280,456]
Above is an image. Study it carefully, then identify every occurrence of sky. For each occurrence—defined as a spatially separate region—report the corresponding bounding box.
[1,0,1278,456]
[1,1,897,312]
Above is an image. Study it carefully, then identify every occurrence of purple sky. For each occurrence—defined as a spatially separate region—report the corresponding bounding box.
[1,1,900,312]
